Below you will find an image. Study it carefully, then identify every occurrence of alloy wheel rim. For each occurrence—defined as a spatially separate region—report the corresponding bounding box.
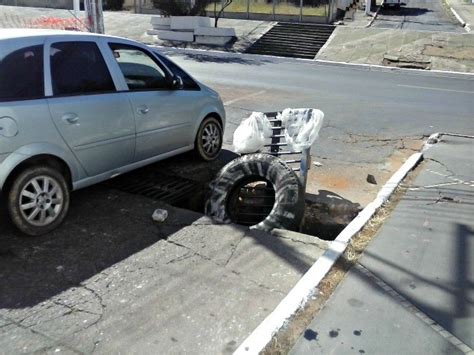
[202,122,221,156]
[19,175,63,227]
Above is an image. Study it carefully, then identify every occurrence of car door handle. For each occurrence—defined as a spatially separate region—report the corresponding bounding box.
[137,106,149,115]
[61,113,79,124]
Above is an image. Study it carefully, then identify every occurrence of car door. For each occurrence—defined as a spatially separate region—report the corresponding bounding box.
[45,38,135,177]
[106,42,199,162]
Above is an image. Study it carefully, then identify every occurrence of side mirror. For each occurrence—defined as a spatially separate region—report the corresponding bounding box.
[171,75,184,90]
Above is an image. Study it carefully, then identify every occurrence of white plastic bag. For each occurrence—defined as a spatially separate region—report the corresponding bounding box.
[278,108,324,151]
[233,112,273,154]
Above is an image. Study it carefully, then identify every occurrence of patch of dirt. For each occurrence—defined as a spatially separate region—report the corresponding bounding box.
[262,161,425,354]
[306,138,424,207]
[423,45,474,61]
[382,55,431,70]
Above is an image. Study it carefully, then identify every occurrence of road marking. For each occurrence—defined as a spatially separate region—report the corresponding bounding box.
[356,264,473,354]
[397,84,474,94]
[224,90,266,106]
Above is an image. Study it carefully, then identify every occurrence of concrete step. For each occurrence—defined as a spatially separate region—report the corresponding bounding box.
[245,22,335,59]
[246,48,317,59]
[273,24,335,31]
[248,43,324,52]
[260,32,331,40]
[267,28,334,36]
[253,37,328,45]
[271,25,334,30]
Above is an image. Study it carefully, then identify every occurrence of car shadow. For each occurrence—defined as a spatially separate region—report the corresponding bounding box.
[0,149,319,310]
[0,183,203,309]
[159,50,273,66]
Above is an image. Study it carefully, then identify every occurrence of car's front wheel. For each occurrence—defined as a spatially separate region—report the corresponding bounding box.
[7,166,70,236]
[195,116,223,161]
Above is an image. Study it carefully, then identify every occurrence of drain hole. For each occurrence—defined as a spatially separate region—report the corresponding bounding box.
[104,159,360,241]
[301,193,361,240]
[226,178,276,226]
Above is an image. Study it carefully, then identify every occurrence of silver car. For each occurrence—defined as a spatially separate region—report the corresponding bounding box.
[0,29,225,236]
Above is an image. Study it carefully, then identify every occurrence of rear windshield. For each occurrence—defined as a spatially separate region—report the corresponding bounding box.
[0,44,44,102]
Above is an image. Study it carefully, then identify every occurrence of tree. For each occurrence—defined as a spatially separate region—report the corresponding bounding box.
[213,0,233,27]
[152,0,210,16]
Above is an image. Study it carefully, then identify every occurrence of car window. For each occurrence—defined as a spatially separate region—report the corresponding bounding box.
[0,45,43,102]
[50,41,115,96]
[154,53,200,91]
[109,44,169,91]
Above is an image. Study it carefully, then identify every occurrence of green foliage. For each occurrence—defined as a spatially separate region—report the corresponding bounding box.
[105,0,125,10]
[152,0,210,16]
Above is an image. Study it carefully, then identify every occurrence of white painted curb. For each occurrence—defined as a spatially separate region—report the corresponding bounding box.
[446,0,471,32]
[450,6,466,27]
[234,138,434,355]
[314,59,474,77]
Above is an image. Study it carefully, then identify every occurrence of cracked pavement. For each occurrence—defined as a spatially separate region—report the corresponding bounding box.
[0,185,327,354]
[0,13,472,352]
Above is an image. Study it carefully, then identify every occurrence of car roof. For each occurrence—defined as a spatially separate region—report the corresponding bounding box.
[0,28,124,41]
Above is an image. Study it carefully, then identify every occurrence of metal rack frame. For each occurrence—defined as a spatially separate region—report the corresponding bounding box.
[264,111,311,192]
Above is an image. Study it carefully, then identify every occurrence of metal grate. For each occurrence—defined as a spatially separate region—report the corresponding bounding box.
[105,172,198,205]
[264,111,310,190]
[227,182,276,226]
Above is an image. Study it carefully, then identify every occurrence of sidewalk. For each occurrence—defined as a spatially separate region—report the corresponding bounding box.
[317,26,474,72]
[0,5,272,51]
[290,135,474,354]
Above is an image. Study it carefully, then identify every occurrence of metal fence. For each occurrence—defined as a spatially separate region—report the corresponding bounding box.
[206,0,330,22]
[134,0,335,23]
[0,8,88,31]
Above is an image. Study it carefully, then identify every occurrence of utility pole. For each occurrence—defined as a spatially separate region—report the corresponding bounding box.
[366,0,371,14]
[73,0,80,16]
[84,0,104,33]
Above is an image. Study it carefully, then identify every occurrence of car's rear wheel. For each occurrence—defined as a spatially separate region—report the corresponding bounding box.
[195,116,223,161]
[7,166,70,236]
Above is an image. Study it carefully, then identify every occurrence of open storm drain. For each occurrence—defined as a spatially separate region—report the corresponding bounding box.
[105,172,199,205]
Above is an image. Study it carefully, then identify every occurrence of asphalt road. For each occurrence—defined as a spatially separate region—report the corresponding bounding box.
[161,49,474,166]
[373,0,463,32]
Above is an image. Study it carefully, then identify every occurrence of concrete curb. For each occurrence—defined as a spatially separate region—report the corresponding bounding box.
[234,137,436,354]
[313,58,474,78]
[446,0,472,32]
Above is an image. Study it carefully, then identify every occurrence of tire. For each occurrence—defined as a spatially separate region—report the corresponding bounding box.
[7,165,70,236]
[195,116,223,161]
[205,153,304,232]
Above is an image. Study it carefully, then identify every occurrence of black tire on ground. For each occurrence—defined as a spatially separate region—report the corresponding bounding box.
[195,116,223,161]
[205,153,305,231]
[7,165,70,236]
